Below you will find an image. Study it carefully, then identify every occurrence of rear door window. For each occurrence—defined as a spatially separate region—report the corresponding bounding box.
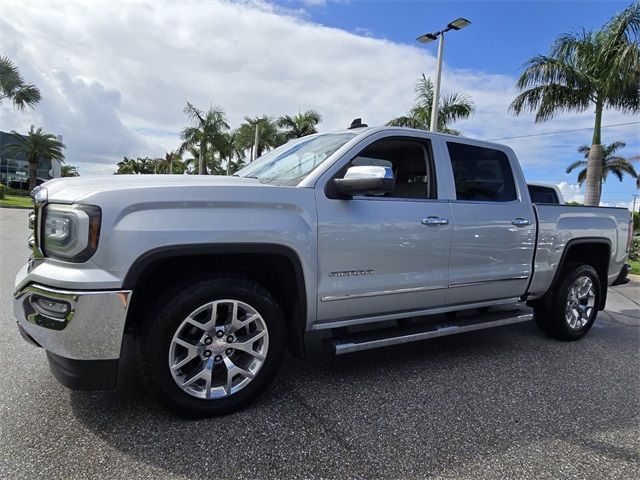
[447,142,517,202]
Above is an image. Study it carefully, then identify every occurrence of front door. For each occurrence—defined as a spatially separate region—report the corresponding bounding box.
[315,134,453,325]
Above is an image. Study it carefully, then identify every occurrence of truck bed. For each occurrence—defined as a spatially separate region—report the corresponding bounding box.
[527,204,631,300]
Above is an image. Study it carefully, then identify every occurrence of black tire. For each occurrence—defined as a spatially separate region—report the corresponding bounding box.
[534,264,600,341]
[138,275,286,417]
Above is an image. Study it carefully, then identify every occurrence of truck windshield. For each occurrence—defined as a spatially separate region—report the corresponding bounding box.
[236,133,356,185]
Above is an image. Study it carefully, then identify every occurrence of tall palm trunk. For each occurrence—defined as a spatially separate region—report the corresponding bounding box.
[584,103,603,206]
[199,142,208,175]
[28,156,38,191]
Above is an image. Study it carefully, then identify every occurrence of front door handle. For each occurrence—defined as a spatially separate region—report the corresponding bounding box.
[512,218,532,227]
[422,216,449,226]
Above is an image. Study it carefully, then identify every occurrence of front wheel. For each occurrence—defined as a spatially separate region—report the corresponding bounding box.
[534,264,600,341]
[138,275,286,417]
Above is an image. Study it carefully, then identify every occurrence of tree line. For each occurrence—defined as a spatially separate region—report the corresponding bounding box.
[116,106,325,176]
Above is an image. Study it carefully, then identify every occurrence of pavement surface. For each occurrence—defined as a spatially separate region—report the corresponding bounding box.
[0,207,638,479]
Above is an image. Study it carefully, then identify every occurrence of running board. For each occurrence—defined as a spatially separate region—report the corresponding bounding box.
[330,307,533,355]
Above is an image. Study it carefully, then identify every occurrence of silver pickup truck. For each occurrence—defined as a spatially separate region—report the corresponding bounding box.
[14,126,633,417]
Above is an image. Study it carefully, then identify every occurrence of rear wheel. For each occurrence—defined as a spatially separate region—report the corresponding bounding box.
[139,275,285,417]
[534,264,600,341]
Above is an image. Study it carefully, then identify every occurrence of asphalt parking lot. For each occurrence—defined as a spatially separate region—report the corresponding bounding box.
[1,207,639,479]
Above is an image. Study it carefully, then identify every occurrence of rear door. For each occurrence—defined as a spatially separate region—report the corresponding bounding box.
[444,141,536,305]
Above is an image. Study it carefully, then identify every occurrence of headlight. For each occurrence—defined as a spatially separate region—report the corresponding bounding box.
[41,204,101,262]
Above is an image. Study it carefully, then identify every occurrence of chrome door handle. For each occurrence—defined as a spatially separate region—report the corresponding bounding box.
[421,216,449,226]
[512,218,532,227]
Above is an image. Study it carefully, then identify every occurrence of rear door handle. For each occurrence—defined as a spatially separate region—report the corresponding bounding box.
[512,218,532,227]
[422,216,449,226]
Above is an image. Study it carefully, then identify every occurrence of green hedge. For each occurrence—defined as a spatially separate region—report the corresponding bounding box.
[0,184,6,200]
[6,187,31,197]
[629,236,640,262]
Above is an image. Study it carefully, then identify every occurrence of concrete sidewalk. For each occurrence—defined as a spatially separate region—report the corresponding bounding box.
[604,280,640,326]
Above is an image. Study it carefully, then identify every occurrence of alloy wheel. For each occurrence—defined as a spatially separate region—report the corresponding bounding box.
[168,299,269,399]
[564,276,596,330]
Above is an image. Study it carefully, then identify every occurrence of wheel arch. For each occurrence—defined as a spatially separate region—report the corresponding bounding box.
[122,243,308,358]
[535,237,611,311]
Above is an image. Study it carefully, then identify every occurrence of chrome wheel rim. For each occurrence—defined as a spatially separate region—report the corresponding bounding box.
[565,276,596,330]
[168,299,269,399]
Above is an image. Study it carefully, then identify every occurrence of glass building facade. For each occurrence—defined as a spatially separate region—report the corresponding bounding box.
[0,131,61,189]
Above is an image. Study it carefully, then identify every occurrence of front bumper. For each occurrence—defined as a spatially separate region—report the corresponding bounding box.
[14,282,132,361]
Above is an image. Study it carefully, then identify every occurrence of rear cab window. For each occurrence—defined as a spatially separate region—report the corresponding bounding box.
[446,142,517,202]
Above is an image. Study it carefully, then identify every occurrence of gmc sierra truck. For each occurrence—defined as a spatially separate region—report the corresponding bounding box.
[14,126,633,417]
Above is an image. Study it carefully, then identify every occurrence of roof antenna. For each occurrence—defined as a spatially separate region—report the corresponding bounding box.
[348,118,368,129]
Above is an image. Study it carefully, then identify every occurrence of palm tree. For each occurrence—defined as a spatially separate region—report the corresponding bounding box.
[277,110,322,141]
[3,126,65,190]
[510,3,640,206]
[220,132,246,175]
[236,116,283,161]
[61,165,79,177]
[182,146,201,174]
[114,156,155,175]
[567,141,638,187]
[0,56,41,110]
[179,102,230,175]
[387,74,475,135]
[115,157,137,174]
[154,151,184,174]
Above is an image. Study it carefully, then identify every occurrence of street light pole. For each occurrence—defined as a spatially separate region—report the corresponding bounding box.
[430,33,445,132]
[417,17,471,133]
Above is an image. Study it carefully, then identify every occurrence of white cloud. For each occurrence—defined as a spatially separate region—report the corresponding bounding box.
[557,182,584,203]
[0,0,638,177]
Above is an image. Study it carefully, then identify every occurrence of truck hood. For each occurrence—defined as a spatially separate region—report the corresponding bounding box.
[40,175,266,204]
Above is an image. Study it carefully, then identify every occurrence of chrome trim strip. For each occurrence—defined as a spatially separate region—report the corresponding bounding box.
[321,284,447,302]
[312,297,521,330]
[449,276,529,288]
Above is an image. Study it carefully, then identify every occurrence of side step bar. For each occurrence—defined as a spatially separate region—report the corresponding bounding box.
[331,307,533,355]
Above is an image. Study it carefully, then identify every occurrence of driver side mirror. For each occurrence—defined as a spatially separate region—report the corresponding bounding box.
[332,165,395,198]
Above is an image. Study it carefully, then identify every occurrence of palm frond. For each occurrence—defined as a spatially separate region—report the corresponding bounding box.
[439,92,475,125]
[577,168,587,186]
[566,159,587,173]
[386,115,421,128]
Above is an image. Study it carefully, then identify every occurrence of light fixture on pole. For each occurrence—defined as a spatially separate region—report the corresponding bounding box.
[416,17,471,132]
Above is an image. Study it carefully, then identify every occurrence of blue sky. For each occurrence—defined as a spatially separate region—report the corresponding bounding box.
[289,1,629,75]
